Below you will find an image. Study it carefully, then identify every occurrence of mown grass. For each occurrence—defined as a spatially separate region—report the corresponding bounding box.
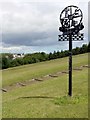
[2,68,88,118]
[2,53,88,118]
[2,53,88,87]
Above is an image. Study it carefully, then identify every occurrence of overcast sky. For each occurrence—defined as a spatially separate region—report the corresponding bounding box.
[0,0,89,53]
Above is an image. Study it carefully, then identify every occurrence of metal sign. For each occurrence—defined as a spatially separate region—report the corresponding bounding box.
[58,5,84,96]
[59,5,84,34]
[58,33,84,41]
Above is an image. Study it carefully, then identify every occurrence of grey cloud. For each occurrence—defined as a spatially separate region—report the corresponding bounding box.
[1,1,88,53]
[2,30,58,46]
[88,2,90,37]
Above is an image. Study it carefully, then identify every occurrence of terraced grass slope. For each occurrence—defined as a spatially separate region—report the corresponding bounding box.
[2,53,88,87]
[2,53,88,118]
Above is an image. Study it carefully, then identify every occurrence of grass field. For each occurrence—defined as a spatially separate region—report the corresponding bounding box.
[2,53,88,118]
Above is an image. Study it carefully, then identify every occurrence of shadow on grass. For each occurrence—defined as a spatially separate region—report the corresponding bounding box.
[18,96,58,99]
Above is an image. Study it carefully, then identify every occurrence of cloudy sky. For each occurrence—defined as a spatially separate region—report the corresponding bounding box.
[0,0,89,53]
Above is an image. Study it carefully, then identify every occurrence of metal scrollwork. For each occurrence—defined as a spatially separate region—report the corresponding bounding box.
[59,5,84,34]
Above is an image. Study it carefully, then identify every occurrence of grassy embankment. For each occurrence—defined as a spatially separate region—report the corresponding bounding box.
[2,53,88,118]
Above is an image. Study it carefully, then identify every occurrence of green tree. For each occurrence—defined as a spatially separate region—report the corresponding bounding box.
[2,56,10,69]
[53,51,57,59]
[0,54,2,69]
[79,44,88,54]
[48,52,53,60]
[72,47,80,55]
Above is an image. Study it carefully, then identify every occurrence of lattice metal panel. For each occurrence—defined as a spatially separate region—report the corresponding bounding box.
[72,33,84,41]
[58,34,69,41]
[58,33,84,41]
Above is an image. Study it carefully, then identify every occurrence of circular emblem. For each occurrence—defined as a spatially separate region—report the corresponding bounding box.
[59,5,84,34]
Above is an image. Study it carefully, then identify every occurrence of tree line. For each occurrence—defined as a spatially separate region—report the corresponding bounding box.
[0,43,90,69]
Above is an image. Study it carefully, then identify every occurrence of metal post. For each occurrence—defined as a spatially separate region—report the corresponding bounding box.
[59,5,84,97]
[68,34,72,96]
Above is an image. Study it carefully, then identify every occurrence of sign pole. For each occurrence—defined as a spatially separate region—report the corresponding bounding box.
[58,5,84,97]
[68,34,72,96]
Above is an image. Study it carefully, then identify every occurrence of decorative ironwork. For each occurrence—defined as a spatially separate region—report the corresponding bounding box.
[58,33,84,41]
[58,5,84,96]
[59,5,84,34]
